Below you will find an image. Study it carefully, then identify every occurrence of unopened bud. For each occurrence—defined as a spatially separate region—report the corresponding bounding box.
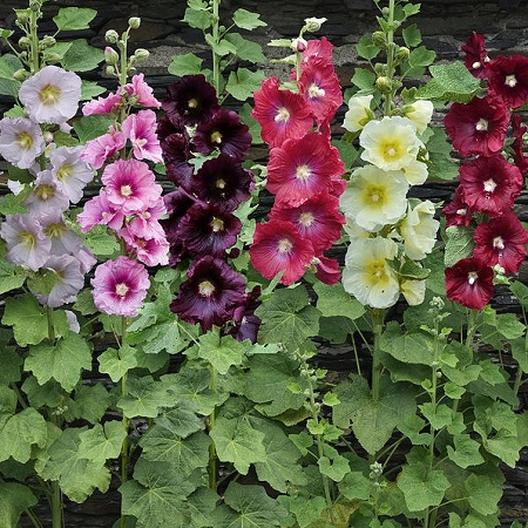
[43,131,54,143]
[15,9,30,24]
[291,37,307,52]
[128,17,141,29]
[104,46,119,65]
[13,68,28,81]
[18,36,31,49]
[381,6,390,16]
[133,48,150,61]
[372,31,385,47]
[105,29,119,44]
[396,46,410,61]
[374,63,386,75]
[46,53,62,63]
[105,65,117,76]
[303,17,327,33]
[40,35,56,48]
[376,76,392,91]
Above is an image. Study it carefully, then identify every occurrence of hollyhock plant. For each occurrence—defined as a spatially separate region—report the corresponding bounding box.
[228,286,262,343]
[512,114,528,175]
[400,200,440,261]
[488,54,528,109]
[0,117,45,169]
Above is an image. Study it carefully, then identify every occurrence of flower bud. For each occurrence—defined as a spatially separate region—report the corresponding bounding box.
[291,37,307,53]
[15,9,30,24]
[40,35,56,48]
[18,36,31,49]
[381,6,390,16]
[128,17,141,29]
[133,48,150,61]
[105,29,119,44]
[46,53,62,63]
[13,68,28,81]
[372,31,385,47]
[43,131,54,143]
[376,76,392,91]
[104,46,119,65]
[105,64,117,77]
[396,46,410,61]
[303,17,327,33]
[374,63,386,75]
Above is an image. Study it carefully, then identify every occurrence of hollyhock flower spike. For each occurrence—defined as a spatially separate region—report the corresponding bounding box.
[0,117,45,169]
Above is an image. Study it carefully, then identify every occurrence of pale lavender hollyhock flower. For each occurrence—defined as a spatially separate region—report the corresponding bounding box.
[0,117,45,169]
[65,310,80,333]
[41,212,82,254]
[35,255,84,308]
[49,146,94,204]
[19,66,82,124]
[78,247,97,274]
[0,215,51,271]
[26,170,69,216]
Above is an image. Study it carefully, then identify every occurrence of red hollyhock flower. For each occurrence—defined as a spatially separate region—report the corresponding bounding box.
[488,55,528,109]
[459,156,522,215]
[192,155,254,212]
[267,132,345,207]
[252,77,313,148]
[228,286,262,343]
[462,32,490,79]
[193,108,251,162]
[178,202,242,257]
[303,37,334,65]
[445,257,494,310]
[299,57,343,124]
[473,212,528,274]
[443,189,473,228]
[270,193,344,253]
[171,255,246,331]
[512,114,528,175]
[250,220,315,285]
[313,255,341,285]
[444,96,510,157]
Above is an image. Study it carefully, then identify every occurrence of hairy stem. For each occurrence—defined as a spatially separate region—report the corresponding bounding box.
[211,0,221,93]
[383,0,396,114]
[120,317,129,528]
[207,366,218,490]
[371,308,385,401]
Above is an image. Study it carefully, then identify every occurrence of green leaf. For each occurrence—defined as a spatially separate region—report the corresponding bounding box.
[155,402,203,439]
[67,383,111,425]
[427,127,459,181]
[232,8,267,30]
[168,53,204,77]
[408,46,436,68]
[313,281,365,320]
[403,23,422,47]
[356,35,380,60]
[0,186,30,215]
[78,421,127,465]
[0,259,27,295]
[118,376,172,419]
[512,338,528,373]
[183,7,213,30]
[464,473,502,516]
[225,33,266,63]
[53,7,97,31]
[445,226,475,268]
[73,115,112,142]
[193,332,247,375]
[351,68,376,92]
[98,345,138,382]
[82,225,120,256]
[226,67,264,101]
[239,102,262,144]
[25,333,91,392]
[447,435,484,469]
[318,445,351,482]
[380,322,435,365]
[61,39,104,72]
[511,280,528,307]
[0,54,22,97]
[0,482,37,528]
[80,80,106,101]
[338,471,371,501]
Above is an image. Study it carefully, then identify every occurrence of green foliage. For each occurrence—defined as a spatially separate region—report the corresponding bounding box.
[53,7,97,31]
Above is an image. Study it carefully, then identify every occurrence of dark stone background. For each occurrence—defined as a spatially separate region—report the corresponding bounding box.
[2,0,528,526]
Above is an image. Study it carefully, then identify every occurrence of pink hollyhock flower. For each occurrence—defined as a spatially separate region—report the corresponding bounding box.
[459,156,522,215]
[313,255,341,285]
[101,159,161,215]
[445,257,494,310]
[267,132,345,207]
[19,66,81,124]
[252,77,313,148]
[462,32,490,79]
[36,255,84,308]
[77,192,125,233]
[0,117,45,169]
[49,146,94,204]
[194,108,251,162]
[120,228,169,267]
[250,220,315,285]
[92,256,151,317]
[488,55,528,109]
[121,110,163,163]
[443,189,473,228]
[124,73,161,109]
[125,202,167,239]
[82,91,122,116]
[473,212,528,274]
[0,214,51,271]
[512,114,528,175]
[444,96,509,157]
[81,129,126,170]
[26,170,69,216]
[171,255,246,331]
[299,57,343,124]
[302,37,334,65]
[271,193,344,253]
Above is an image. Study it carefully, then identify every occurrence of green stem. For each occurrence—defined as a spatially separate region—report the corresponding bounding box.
[207,366,218,490]
[46,306,55,343]
[25,509,43,528]
[120,317,129,528]
[211,0,221,94]
[371,309,385,401]
[28,8,40,73]
[383,0,396,114]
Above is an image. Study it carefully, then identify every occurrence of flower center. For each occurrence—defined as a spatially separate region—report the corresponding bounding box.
[120,184,133,197]
[456,208,467,216]
[210,131,223,144]
[299,211,315,227]
[16,131,34,150]
[38,84,61,105]
[275,107,290,123]
[188,98,198,109]
[18,230,36,248]
[215,178,226,189]
[483,178,497,193]
[475,118,489,132]
[308,83,325,98]
[56,163,73,181]
[210,217,225,232]
[135,138,148,148]
[467,271,478,285]
[493,236,505,250]
[366,260,388,285]
[472,61,481,70]
[505,74,518,88]
[198,280,216,297]
[296,164,311,181]
[44,222,66,238]
[381,140,401,160]
[35,184,55,201]
[277,238,293,253]
[364,184,386,206]
[115,282,129,297]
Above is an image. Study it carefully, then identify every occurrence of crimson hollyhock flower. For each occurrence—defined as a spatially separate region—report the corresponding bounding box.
[473,212,528,274]
[444,96,510,157]
[488,55,528,109]
[250,220,315,285]
[462,32,490,79]
[445,257,494,310]
[194,108,251,162]
[443,189,473,228]
[162,74,219,126]
[271,193,344,252]
[170,255,246,331]
[178,202,242,257]
[459,156,522,215]
[267,132,345,207]
[192,155,253,212]
[252,77,313,148]
[313,255,341,285]
[512,114,528,175]
[299,57,343,124]
[303,37,334,65]
[228,286,261,343]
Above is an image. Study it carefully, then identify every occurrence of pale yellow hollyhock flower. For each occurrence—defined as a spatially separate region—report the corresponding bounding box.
[402,160,428,185]
[340,165,409,232]
[404,100,434,133]
[343,95,374,133]
[401,279,426,306]
[344,217,371,240]
[360,116,421,171]
[342,237,400,309]
[400,200,439,260]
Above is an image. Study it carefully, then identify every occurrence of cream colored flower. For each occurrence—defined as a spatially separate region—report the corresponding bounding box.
[402,160,428,186]
[343,95,373,133]
[400,200,439,260]
[340,165,409,232]
[360,116,421,171]
[344,217,371,240]
[343,237,400,309]
[401,279,426,306]
[404,100,434,133]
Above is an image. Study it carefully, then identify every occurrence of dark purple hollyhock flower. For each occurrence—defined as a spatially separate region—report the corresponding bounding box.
[192,154,254,212]
[179,202,242,257]
[162,133,193,190]
[194,108,251,162]
[157,115,185,142]
[171,255,246,331]
[161,189,194,265]
[228,286,262,343]
[162,75,219,126]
